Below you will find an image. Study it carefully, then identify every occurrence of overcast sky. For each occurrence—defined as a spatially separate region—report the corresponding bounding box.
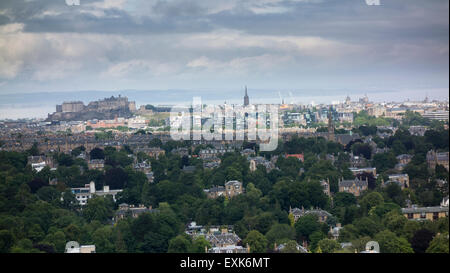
[0,0,448,98]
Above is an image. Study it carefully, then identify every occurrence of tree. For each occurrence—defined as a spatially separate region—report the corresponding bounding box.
[309,231,326,251]
[426,233,449,253]
[265,224,296,246]
[243,230,268,253]
[317,238,340,253]
[27,142,40,156]
[356,172,376,190]
[294,214,321,242]
[149,138,163,148]
[104,168,128,189]
[382,211,407,236]
[43,231,66,253]
[191,236,211,253]
[36,186,60,204]
[280,240,301,253]
[374,230,413,253]
[168,235,192,253]
[353,217,382,238]
[373,152,398,173]
[92,226,114,253]
[338,224,358,242]
[61,189,78,210]
[0,230,14,253]
[410,229,435,253]
[333,192,357,207]
[83,196,114,223]
[28,224,45,243]
[351,143,372,159]
[360,192,384,214]
[90,148,105,160]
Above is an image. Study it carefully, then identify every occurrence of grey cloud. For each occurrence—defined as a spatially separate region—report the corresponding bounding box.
[0,0,448,96]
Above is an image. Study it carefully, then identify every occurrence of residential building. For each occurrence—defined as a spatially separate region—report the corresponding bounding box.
[135,147,166,158]
[273,242,308,253]
[349,167,377,177]
[27,155,55,172]
[401,206,448,221]
[114,203,158,222]
[427,150,449,171]
[289,207,332,223]
[225,180,243,198]
[422,111,449,121]
[204,180,243,199]
[207,245,250,253]
[285,153,305,162]
[204,231,242,248]
[329,223,343,240]
[204,186,226,199]
[387,174,410,189]
[199,148,234,159]
[248,156,275,172]
[65,242,96,253]
[339,177,369,197]
[88,159,105,170]
[320,179,331,197]
[396,154,413,165]
[71,181,122,205]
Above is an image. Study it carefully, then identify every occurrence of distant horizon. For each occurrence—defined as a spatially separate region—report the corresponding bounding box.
[0,87,448,120]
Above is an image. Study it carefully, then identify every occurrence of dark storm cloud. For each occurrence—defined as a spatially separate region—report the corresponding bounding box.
[0,0,447,43]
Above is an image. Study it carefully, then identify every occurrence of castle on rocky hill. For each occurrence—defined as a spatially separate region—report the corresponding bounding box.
[47,95,136,121]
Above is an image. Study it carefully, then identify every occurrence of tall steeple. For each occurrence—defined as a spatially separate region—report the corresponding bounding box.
[328,106,335,142]
[244,86,249,106]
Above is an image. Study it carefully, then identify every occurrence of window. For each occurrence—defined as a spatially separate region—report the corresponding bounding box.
[420,212,426,219]
[433,212,439,220]
[407,213,413,219]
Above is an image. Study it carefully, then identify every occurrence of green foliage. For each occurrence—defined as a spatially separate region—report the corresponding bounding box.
[372,152,397,173]
[83,196,114,223]
[265,223,296,246]
[294,214,321,242]
[317,238,340,253]
[353,111,391,127]
[426,233,449,253]
[375,230,414,253]
[243,230,268,253]
[168,234,192,253]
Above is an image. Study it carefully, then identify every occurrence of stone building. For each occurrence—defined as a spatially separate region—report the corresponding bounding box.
[338,177,369,197]
[289,207,332,223]
[427,150,449,171]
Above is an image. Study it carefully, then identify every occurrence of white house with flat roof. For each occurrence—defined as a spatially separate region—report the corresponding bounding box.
[71,181,122,205]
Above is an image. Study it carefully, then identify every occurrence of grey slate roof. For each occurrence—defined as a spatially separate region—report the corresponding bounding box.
[401,206,448,214]
[339,178,368,188]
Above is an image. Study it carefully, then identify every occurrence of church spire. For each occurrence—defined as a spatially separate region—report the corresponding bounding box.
[244,86,249,106]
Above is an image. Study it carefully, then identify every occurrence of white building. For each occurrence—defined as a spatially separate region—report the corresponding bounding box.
[65,241,96,253]
[71,181,122,205]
